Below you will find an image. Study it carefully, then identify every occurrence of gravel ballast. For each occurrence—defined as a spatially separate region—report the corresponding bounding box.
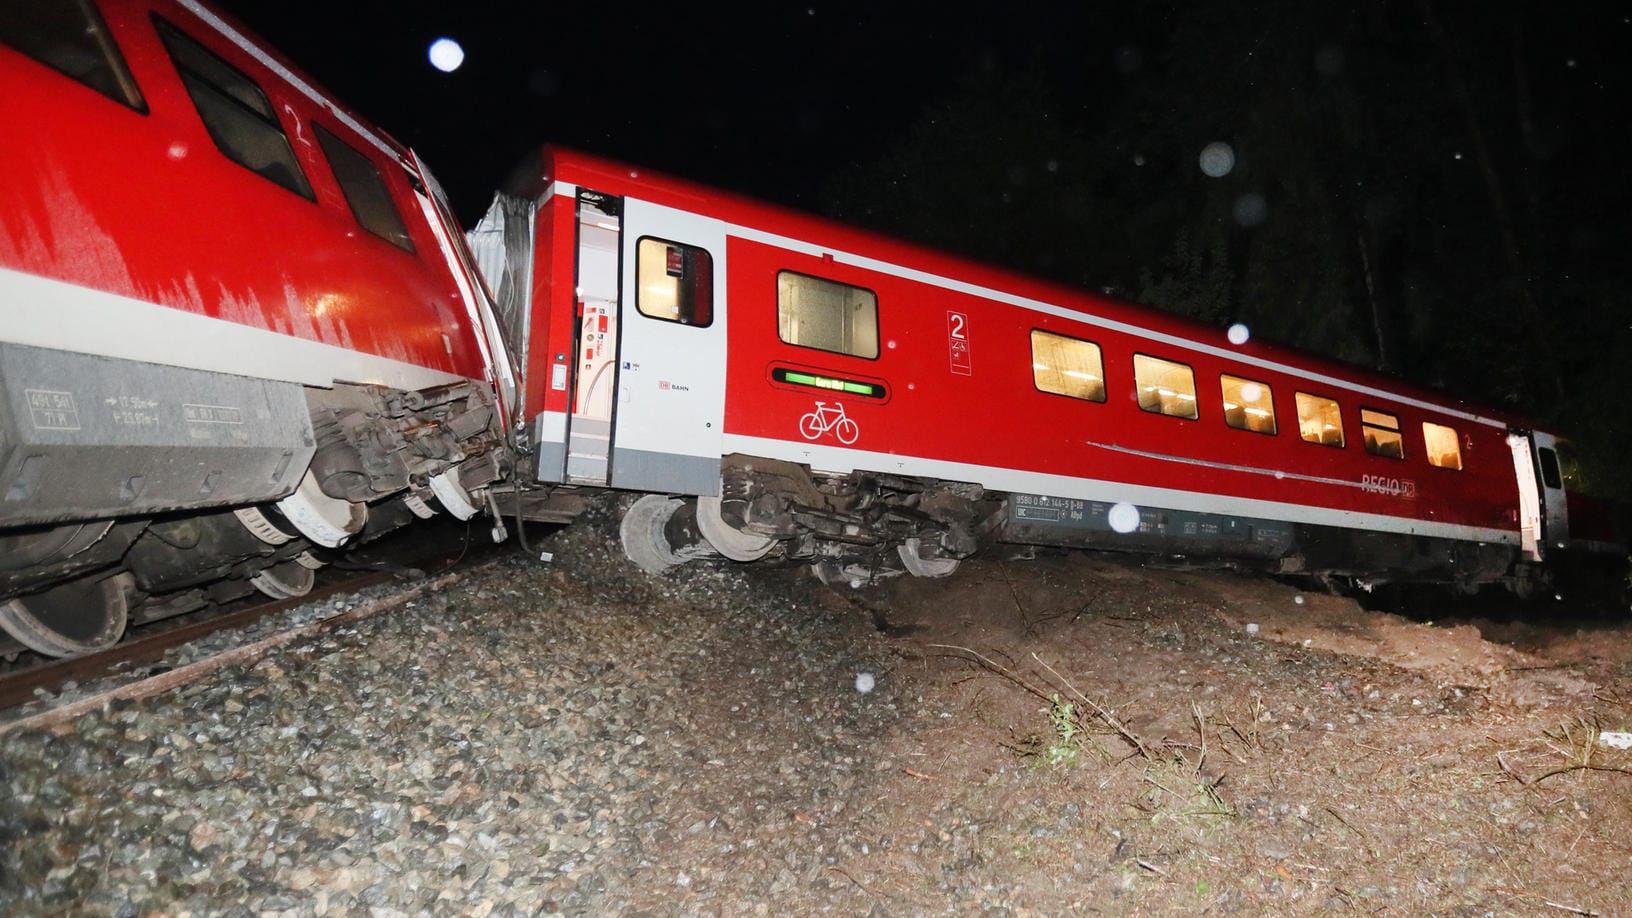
[1,501,899,915]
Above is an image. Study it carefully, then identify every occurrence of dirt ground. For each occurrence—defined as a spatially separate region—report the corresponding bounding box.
[771,550,1632,915]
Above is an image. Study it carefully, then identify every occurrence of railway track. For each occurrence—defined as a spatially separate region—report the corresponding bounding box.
[0,521,516,722]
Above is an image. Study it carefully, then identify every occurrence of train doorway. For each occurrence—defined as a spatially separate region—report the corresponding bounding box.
[563,191,622,486]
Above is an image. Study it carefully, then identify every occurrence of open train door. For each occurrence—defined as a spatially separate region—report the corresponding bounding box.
[560,190,623,485]
[1530,431,1572,552]
[605,197,728,496]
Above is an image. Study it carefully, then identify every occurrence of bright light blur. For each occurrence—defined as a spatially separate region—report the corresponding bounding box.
[1227,323,1250,345]
[1107,502,1141,534]
[428,37,465,73]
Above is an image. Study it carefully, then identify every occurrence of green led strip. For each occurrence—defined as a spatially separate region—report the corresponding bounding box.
[774,369,884,398]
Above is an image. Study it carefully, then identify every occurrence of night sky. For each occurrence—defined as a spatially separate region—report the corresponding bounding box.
[212,2,1627,235]
[212,2,1186,223]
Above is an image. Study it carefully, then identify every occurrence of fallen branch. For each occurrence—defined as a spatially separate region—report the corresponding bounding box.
[1031,652,1154,760]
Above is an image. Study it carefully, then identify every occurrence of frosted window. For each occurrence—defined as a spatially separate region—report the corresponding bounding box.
[1031,330,1105,402]
[1133,354,1198,419]
[777,272,878,359]
[1295,393,1345,447]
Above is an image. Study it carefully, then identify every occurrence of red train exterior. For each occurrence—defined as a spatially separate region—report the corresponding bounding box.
[476,147,1622,590]
[0,0,512,655]
[2,4,1620,657]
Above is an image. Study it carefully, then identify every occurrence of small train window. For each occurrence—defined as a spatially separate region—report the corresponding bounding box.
[636,238,713,326]
[1,0,146,110]
[1422,422,1463,470]
[1133,354,1198,419]
[314,124,415,252]
[154,17,313,200]
[1220,374,1276,434]
[1031,330,1105,402]
[777,272,878,359]
[1361,409,1404,459]
[1295,392,1345,447]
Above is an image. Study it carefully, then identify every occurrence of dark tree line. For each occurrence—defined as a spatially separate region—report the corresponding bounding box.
[821,0,1630,495]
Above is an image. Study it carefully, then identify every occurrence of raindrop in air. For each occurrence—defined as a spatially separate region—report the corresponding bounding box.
[855,672,876,693]
[1199,142,1235,177]
[428,37,465,73]
[1107,502,1141,534]
[1227,323,1251,345]
[1233,192,1267,227]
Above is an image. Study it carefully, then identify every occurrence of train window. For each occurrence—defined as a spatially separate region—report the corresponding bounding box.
[1133,354,1198,419]
[636,238,713,326]
[314,124,415,252]
[1422,422,1463,470]
[1220,374,1276,434]
[1031,330,1105,402]
[1361,409,1404,459]
[1295,392,1345,447]
[777,272,879,359]
[153,17,314,200]
[0,0,146,110]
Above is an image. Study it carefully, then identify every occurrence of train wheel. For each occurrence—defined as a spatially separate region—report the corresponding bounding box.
[897,538,960,578]
[695,496,776,562]
[619,494,687,575]
[0,573,134,657]
[250,557,319,599]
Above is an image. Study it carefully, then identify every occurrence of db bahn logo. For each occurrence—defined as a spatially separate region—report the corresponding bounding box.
[798,400,860,445]
[1361,474,1417,499]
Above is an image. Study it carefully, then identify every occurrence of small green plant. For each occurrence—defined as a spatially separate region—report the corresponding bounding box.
[1040,693,1083,769]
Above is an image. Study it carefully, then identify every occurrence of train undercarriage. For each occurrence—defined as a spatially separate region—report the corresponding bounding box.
[0,347,510,658]
[614,453,1548,603]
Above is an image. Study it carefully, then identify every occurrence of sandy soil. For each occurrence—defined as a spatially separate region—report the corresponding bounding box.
[770,549,1632,915]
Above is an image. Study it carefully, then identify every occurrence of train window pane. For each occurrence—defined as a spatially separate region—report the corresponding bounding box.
[1220,374,1275,434]
[777,272,879,359]
[1295,392,1345,447]
[0,0,145,110]
[1361,408,1404,459]
[637,238,713,326]
[154,18,313,199]
[1031,330,1105,402]
[1133,354,1198,419]
[1552,441,1585,491]
[1537,447,1562,489]
[314,124,414,252]
[1422,422,1463,470]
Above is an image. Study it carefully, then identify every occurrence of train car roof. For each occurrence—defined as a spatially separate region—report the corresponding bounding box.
[514,144,1537,433]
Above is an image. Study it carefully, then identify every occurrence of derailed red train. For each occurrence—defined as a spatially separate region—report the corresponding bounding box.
[1,0,1623,657]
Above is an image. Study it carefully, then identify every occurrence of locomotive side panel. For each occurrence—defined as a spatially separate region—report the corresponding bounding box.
[0,0,487,388]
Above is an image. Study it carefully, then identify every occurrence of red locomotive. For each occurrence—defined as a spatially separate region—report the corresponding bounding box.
[2,2,1622,658]
[472,147,1623,593]
[0,0,513,655]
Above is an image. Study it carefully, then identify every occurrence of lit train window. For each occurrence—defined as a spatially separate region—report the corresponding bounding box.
[1295,392,1345,447]
[0,0,146,110]
[1133,354,1198,419]
[636,238,713,326]
[1031,330,1105,402]
[314,124,415,252]
[1422,422,1463,470]
[1220,374,1276,434]
[777,272,879,359]
[153,17,314,200]
[1361,409,1404,459]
